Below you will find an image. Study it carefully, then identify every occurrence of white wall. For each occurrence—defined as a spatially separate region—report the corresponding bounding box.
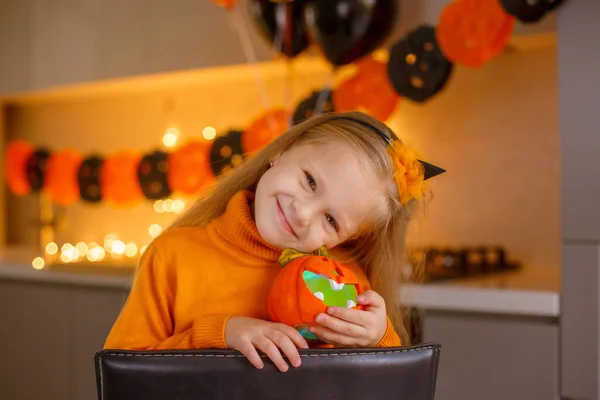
[4,45,559,270]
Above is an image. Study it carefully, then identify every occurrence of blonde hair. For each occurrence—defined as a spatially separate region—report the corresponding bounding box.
[168,111,421,345]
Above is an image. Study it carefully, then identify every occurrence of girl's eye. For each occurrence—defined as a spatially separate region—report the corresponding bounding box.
[305,171,316,191]
[325,213,338,231]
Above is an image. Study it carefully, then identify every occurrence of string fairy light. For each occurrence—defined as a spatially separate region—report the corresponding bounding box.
[32,257,45,270]
[30,193,190,269]
[148,224,163,238]
[153,198,187,215]
[30,205,181,268]
[28,115,197,269]
[162,127,179,148]
[202,126,217,140]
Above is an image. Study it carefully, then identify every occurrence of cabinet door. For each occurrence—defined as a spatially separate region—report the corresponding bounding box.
[0,0,31,95]
[421,311,559,400]
[70,286,129,400]
[26,0,272,91]
[0,280,71,400]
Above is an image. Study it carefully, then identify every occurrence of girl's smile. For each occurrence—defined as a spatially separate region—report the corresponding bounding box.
[276,196,297,238]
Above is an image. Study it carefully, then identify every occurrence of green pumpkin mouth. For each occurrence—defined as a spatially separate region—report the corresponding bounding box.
[302,270,359,308]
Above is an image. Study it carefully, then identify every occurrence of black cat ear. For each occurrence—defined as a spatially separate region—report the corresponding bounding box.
[418,159,446,180]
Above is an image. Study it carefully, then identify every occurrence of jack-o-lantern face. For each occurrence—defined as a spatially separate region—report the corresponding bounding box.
[137,150,172,200]
[268,248,364,342]
[78,156,104,203]
[387,25,454,103]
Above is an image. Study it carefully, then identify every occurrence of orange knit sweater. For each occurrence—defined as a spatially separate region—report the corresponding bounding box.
[104,190,401,350]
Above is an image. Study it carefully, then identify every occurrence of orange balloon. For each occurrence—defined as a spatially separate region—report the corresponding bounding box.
[333,56,400,121]
[45,150,83,206]
[211,0,237,9]
[5,140,34,195]
[168,141,214,195]
[101,152,143,206]
[436,0,515,67]
[242,109,290,155]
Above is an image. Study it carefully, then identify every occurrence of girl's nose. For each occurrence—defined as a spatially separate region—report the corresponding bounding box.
[292,199,313,227]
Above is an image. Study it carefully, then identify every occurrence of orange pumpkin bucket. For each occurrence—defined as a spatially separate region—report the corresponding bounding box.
[268,248,364,342]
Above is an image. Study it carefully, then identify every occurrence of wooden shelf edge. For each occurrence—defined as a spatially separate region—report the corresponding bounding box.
[0,55,333,106]
[507,32,557,52]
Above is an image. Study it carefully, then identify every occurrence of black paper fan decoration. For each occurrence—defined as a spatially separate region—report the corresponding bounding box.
[292,89,335,125]
[387,25,454,103]
[209,130,245,176]
[25,148,51,192]
[137,150,172,200]
[78,155,104,203]
[499,0,565,23]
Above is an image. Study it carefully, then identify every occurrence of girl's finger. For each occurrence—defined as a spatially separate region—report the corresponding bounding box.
[278,324,310,349]
[254,336,289,373]
[324,306,370,326]
[309,325,357,347]
[357,290,386,309]
[315,312,366,337]
[267,330,302,368]
[238,342,264,369]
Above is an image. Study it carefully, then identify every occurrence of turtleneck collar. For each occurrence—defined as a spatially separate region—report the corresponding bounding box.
[210,190,282,264]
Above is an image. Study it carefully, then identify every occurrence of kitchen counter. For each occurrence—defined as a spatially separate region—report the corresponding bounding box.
[403,266,560,318]
[0,249,560,318]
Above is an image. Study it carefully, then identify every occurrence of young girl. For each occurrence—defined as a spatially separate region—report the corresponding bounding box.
[104,111,444,373]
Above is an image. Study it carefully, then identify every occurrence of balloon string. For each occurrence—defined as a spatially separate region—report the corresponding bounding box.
[273,3,286,59]
[228,8,273,112]
[284,60,294,128]
[314,68,336,117]
[275,3,294,130]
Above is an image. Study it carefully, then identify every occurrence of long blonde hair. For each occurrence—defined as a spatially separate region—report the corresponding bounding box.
[168,111,420,345]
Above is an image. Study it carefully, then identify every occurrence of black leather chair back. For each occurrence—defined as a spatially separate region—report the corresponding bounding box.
[95,344,441,400]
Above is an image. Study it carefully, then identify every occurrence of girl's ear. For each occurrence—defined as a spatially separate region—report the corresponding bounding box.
[270,153,282,167]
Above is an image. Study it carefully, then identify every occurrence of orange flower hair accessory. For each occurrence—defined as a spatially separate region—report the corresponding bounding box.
[325,114,446,200]
[388,140,427,204]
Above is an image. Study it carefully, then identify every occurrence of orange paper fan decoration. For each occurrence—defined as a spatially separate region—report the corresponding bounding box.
[242,109,290,156]
[5,140,34,195]
[101,151,143,206]
[168,141,214,195]
[45,150,83,206]
[334,56,400,122]
[211,0,237,9]
[436,0,515,68]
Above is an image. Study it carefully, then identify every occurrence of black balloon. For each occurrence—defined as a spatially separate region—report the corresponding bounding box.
[248,0,311,58]
[387,25,454,103]
[209,130,245,176]
[78,156,104,203]
[25,148,51,191]
[293,89,335,125]
[137,150,172,200]
[499,0,564,23]
[305,0,397,66]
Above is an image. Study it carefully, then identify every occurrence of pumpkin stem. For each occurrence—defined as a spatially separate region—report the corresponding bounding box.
[278,246,329,267]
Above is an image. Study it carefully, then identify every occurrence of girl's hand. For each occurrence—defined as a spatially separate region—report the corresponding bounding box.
[308,290,387,347]
[225,316,309,372]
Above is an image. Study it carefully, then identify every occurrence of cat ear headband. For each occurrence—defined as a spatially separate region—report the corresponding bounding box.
[328,116,446,204]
